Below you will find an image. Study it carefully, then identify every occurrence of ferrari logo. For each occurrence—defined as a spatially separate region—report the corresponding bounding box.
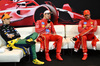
[91,22,93,24]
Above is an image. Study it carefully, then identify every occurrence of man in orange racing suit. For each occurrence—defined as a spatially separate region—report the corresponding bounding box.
[35,10,63,61]
[73,10,99,60]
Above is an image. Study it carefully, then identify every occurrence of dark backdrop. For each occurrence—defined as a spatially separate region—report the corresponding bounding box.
[35,0,100,19]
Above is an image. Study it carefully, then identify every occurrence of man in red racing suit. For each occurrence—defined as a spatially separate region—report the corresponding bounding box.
[35,10,63,61]
[73,10,99,60]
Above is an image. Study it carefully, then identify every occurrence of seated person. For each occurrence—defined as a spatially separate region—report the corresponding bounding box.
[35,10,63,61]
[73,10,99,60]
[0,13,44,65]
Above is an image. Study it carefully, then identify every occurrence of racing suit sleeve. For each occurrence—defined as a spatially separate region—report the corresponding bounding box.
[35,20,46,33]
[78,20,93,36]
[92,20,97,32]
[78,20,97,36]
[78,20,85,33]
[51,22,56,34]
[13,28,21,38]
[7,26,21,39]
[79,27,93,36]
[0,28,8,36]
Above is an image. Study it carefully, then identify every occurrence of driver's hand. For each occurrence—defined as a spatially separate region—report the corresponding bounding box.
[46,23,50,28]
[7,34,14,38]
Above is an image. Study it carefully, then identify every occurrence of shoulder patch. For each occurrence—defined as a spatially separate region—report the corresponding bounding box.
[42,22,45,25]
[84,22,87,24]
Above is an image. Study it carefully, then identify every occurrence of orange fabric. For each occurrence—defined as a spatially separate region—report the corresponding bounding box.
[2,14,12,20]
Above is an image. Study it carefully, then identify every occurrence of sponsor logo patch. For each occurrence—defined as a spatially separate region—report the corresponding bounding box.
[84,22,87,24]
[46,29,50,32]
[42,22,45,25]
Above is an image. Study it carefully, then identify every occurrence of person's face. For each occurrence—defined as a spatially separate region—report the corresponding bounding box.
[44,13,51,19]
[84,14,91,20]
[2,18,10,24]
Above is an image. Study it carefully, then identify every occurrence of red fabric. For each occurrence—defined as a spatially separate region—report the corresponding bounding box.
[78,19,97,34]
[35,19,62,53]
[74,19,99,53]
[82,53,88,60]
[45,53,51,61]
[36,37,44,50]
[40,34,62,53]
[83,10,90,16]
[56,53,63,61]
[35,19,56,34]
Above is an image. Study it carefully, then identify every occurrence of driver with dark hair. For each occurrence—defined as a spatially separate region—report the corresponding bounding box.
[73,10,99,60]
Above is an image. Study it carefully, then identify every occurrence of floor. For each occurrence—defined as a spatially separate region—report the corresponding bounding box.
[0,49,100,66]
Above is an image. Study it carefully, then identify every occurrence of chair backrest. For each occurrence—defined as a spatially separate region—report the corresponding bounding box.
[15,27,35,39]
[54,25,65,37]
[0,35,6,47]
[65,25,100,38]
[16,25,65,38]
[95,26,100,38]
[65,25,79,37]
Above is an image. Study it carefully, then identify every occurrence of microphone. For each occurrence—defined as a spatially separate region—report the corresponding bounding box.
[72,37,77,41]
[46,19,51,28]
[47,19,51,23]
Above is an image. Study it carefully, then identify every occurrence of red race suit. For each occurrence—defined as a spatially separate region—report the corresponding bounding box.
[35,19,63,53]
[74,19,99,53]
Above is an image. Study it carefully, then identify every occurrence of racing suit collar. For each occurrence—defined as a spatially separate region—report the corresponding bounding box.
[42,18,48,21]
[84,18,91,21]
[3,24,10,26]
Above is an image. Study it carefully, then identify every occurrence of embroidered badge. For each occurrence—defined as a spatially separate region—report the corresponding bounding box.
[46,29,50,32]
[84,22,87,24]
[42,22,45,25]
[91,22,93,24]
[42,25,45,27]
